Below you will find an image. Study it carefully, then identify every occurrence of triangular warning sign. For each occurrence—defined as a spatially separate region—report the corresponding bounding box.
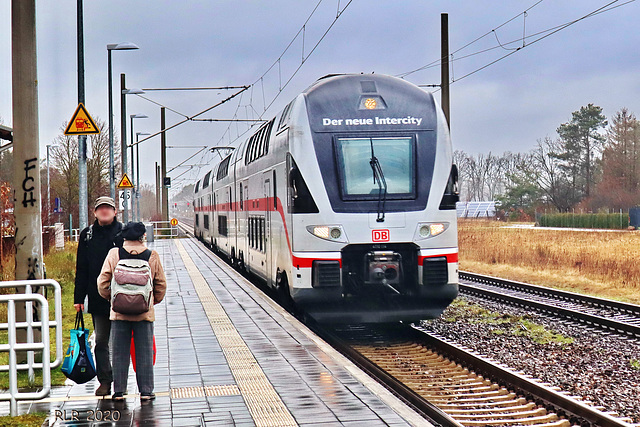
[64,103,100,135]
[117,173,134,189]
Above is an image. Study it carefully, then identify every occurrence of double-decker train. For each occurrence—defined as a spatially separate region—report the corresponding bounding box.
[193,73,459,323]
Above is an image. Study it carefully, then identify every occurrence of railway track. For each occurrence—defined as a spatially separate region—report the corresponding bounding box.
[458,272,640,339]
[318,323,635,427]
[179,234,637,425]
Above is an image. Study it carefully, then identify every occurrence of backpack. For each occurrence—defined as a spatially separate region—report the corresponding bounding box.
[111,247,153,315]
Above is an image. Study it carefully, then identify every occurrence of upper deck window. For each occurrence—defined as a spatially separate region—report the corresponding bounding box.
[216,155,232,181]
[335,137,415,200]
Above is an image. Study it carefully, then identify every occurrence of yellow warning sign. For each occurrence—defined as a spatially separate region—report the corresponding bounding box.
[117,173,134,189]
[64,103,100,135]
[170,218,178,227]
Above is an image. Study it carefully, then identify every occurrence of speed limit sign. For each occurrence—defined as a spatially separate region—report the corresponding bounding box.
[170,218,178,227]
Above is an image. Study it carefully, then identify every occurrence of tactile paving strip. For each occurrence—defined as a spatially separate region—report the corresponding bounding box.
[171,385,241,399]
[175,240,298,427]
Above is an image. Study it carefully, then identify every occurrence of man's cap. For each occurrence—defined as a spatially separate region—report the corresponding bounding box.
[95,196,116,210]
[121,222,146,240]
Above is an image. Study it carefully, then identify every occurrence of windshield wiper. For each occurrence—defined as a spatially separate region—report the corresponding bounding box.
[369,138,387,222]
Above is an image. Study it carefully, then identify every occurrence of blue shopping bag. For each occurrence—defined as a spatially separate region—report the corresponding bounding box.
[61,312,96,384]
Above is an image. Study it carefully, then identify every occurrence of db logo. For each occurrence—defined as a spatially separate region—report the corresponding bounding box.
[372,229,390,242]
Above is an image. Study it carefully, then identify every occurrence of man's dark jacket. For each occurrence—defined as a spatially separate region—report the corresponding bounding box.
[74,219,124,315]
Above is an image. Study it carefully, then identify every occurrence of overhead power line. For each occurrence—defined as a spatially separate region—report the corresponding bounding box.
[398,0,635,85]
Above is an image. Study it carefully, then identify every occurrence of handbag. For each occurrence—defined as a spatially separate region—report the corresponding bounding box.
[130,331,157,372]
[61,312,96,384]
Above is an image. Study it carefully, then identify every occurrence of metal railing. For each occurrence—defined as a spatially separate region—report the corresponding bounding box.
[0,294,50,416]
[148,221,178,239]
[0,279,63,416]
[64,222,179,242]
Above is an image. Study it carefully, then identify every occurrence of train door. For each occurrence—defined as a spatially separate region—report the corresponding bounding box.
[239,180,248,269]
[263,173,273,287]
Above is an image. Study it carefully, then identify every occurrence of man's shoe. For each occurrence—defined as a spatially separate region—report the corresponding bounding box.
[140,392,155,401]
[112,392,125,401]
[95,383,111,396]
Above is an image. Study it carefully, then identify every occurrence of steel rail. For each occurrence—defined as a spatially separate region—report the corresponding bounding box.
[458,276,640,339]
[460,271,640,315]
[409,326,633,427]
[309,322,463,427]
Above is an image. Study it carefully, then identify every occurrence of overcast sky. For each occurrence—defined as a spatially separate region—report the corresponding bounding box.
[1,1,638,195]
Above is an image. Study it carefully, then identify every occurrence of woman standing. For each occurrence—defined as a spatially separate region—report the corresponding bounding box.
[98,222,166,400]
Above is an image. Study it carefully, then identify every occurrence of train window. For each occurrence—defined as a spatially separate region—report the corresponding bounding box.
[216,155,231,181]
[203,171,211,188]
[245,119,275,165]
[204,214,209,230]
[195,180,201,194]
[249,218,253,248]
[439,164,460,210]
[218,215,228,236]
[278,101,293,130]
[259,218,263,252]
[239,184,243,210]
[213,193,216,211]
[229,187,233,211]
[335,137,416,199]
[195,214,199,227]
[254,218,258,249]
[273,170,277,210]
[287,154,319,214]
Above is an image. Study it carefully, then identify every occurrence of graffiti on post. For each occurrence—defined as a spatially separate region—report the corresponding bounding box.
[22,158,37,208]
[27,256,39,280]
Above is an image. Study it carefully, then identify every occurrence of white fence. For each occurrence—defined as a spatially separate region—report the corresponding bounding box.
[0,279,62,416]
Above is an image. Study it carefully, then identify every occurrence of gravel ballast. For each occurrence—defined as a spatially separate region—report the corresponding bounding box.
[421,296,640,424]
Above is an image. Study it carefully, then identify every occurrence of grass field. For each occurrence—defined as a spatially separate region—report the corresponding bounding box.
[0,243,79,390]
[458,220,640,304]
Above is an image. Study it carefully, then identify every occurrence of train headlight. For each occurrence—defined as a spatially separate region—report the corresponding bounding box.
[313,226,330,239]
[307,225,348,243]
[330,227,342,239]
[414,222,448,240]
[429,223,446,236]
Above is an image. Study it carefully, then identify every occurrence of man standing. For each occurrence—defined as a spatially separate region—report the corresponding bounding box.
[74,197,123,396]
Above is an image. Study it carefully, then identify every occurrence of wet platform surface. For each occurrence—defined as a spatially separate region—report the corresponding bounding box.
[1,238,427,426]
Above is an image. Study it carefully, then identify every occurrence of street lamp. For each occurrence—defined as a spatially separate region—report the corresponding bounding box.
[130,113,147,221]
[46,144,52,226]
[107,42,138,200]
[120,83,144,223]
[136,132,150,221]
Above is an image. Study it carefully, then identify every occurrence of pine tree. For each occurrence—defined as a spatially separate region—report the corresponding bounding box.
[556,104,607,201]
[593,108,640,210]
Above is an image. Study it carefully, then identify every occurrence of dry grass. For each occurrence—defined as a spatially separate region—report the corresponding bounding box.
[458,220,640,304]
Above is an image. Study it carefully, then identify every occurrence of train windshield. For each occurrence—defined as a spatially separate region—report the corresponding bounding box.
[335,137,415,199]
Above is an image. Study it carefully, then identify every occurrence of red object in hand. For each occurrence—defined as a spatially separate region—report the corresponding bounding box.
[130,331,156,372]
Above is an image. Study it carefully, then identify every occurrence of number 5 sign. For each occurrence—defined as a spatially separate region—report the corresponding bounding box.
[118,190,131,210]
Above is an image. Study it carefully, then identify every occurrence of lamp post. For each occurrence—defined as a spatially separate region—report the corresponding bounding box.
[107,42,138,200]
[120,83,144,222]
[129,112,147,221]
[136,132,150,221]
[46,144,51,226]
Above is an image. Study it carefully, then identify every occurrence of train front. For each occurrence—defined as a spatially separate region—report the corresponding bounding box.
[287,74,459,323]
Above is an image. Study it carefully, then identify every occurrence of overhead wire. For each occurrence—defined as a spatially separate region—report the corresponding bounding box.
[397,0,634,82]
[452,0,631,84]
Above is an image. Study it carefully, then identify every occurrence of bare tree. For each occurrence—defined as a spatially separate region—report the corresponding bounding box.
[531,137,575,211]
[50,118,119,227]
